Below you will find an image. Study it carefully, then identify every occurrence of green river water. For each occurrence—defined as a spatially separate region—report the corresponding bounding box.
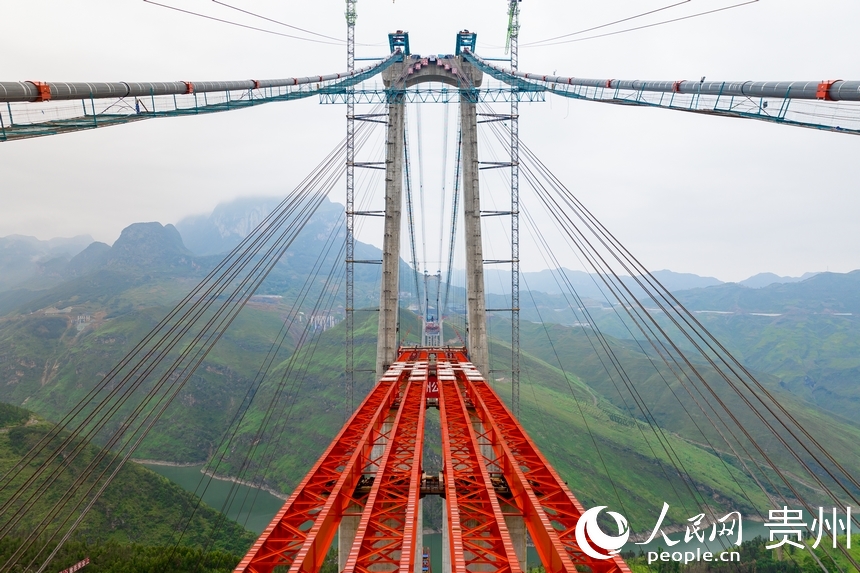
[142,463,285,535]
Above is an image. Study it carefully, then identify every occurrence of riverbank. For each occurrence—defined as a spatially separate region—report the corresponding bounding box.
[136,460,289,500]
[132,458,201,468]
[140,463,286,535]
[200,468,288,501]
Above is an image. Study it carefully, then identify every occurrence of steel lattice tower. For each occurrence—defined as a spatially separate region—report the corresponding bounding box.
[345,0,358,415]
[508,0,521,418]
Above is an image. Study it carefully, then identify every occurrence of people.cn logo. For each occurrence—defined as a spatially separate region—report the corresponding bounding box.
[574,506,630,560]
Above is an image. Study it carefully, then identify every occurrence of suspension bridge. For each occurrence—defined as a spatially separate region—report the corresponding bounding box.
[1,3,859,573]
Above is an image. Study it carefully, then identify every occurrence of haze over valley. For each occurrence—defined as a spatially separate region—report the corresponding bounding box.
[1,197,858,551]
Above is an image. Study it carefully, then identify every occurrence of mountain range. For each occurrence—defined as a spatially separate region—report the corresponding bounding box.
[0,195,857,546]
[482,267,819,297]
[0,234,93,291]
[2,196,820,296]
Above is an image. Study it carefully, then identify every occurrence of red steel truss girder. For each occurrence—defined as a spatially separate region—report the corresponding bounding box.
[345,372,427,573]
[440,366,521,573]
[237,346,631,573]
[461,363,631,573]
[234,371,404,573]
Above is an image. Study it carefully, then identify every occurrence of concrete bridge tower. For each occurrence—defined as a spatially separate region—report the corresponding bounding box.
[375,49,488,378]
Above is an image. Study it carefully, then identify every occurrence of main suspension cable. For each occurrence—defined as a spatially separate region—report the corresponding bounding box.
[522,1,690,46]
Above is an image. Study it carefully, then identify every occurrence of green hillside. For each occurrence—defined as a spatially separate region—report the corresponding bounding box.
[0,407,256,556]
[4,289,857,536]
[2,208,858,546]
[486,316,860,506]
[499,272,860,423]
[0,302,292,463]
[207,311,775,532]
[578,272,860,423]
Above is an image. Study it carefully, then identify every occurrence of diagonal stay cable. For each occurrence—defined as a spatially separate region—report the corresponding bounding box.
[0,183,325,541]
[20,170,347,573]
[526,137,860,508]
[219,135,385,535]
[11,182,334,573]
[177,121,383,551]
[1,128,376,572]
[0,142,346,538]
[0,136,350,496]
[198,257,348,565]
[514,134,859,567]
[481,111,711,520]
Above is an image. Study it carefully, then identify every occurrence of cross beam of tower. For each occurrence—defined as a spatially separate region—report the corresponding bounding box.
[235,347,631,573]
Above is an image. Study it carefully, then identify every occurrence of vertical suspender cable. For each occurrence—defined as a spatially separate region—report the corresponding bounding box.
[438,104,450,271]
[403,109,423,316]
[443,125,463,316]
[416,105,429,277]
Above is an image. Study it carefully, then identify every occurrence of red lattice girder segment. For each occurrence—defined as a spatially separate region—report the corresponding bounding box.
[440,369,521,573]
[462,365,632,573]
[234,370,404,573]
[345,370,427,573]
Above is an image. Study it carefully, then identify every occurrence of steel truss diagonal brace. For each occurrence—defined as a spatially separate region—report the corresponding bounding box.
[234,374,404,573]
[345,375,427,573]
[440,373,521,573]
[465,377,632,573]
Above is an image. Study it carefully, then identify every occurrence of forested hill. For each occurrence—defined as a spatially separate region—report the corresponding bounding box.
[0,196,857,539]
[0,403,255,554]
[670,269,860,314]
[665,271,860,421]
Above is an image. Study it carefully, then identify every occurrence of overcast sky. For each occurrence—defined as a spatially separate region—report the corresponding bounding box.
[2,0,860,282]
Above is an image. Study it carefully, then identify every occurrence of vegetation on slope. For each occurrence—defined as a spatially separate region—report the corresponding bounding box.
[0,539,243,573]
[207,311,774,533]
[487,316,860,511]
[2,207,858,550]
[0,408,256,556]
[0,302,293,463]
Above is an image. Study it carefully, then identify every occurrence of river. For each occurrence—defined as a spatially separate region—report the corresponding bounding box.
[142,463,285,535]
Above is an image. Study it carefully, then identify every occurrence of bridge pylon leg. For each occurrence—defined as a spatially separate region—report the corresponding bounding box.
[376,100,405,379]
[460,102,490,377]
